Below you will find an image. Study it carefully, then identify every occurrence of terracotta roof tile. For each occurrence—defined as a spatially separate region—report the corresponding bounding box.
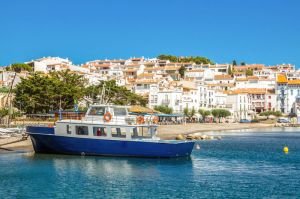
[277,74,287,83]
[288,80,300,85]
[214,75,233,80]
[186,69,204,72]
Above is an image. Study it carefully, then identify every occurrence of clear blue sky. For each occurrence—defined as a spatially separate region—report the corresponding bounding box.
[0,0,299,67]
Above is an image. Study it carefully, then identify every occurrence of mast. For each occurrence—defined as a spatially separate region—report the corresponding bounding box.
[5,72,17,127]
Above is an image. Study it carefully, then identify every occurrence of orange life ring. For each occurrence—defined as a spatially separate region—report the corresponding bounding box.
[136,116,145,124]
[153,116,159,124]
[103,112,112,122]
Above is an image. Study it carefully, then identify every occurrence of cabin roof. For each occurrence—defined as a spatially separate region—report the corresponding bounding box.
[90,104,130,108]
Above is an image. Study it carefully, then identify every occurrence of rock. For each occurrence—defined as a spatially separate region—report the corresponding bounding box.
[176,134,185,140]
[201,135,207,140]
[195,136,202,140]
[206,136,214,140]
[186,135,195,140]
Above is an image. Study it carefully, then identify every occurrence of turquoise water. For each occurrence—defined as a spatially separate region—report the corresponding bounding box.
[1,128,300,199]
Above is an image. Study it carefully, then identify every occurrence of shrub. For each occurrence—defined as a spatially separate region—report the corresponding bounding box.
[154,105,173,114]
[259,111,282,117]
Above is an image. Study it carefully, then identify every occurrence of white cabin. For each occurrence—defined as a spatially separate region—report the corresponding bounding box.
[54,105,159,141]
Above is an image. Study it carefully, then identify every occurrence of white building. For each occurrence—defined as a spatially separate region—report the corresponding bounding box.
[276,74,300,114]
[26,57,89,74]
[225,91,251,121]
[149,84,183,113]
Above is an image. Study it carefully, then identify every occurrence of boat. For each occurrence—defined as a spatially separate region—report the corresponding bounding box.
[26,105,195,158]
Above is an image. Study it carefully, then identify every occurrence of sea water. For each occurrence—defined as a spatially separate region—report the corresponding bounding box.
[1,128,300,199]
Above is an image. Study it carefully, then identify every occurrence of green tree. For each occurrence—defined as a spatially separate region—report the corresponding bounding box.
[232,60,237,66]
[0,87,9,93]
[183,107,189,123]
[198,109,210,122]
[0,108,9,118]
[179,66,186,78]
[259,111,282,117]
[13,70,86,114]
[189,107,196,118]
[7,63,33,73]
[211,109,231,122]
[157,54,214,64]
[211,109,220,121]
[241,62,246,66]
[245,69,253,76]
[183,107,189,117]
[157,54,178,62]
[219,109,231,118]
[154,105,173,114]
[86,80,147,106]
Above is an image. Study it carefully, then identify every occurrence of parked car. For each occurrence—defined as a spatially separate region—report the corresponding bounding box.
[240,119,251,123]
[277,118,290,123]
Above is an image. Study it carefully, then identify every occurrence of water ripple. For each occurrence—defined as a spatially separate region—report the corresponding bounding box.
[0,130,300,198]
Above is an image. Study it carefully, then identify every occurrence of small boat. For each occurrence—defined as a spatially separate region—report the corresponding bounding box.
[26,105,195,158]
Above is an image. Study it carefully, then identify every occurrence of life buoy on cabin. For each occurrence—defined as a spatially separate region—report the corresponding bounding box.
[153,116,159,124]
[103,112,112,122]
[136,116,145,124]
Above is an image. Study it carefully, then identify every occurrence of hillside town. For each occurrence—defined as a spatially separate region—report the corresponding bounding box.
[0,56,299,122]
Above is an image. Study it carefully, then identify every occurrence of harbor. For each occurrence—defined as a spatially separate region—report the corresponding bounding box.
[0,122,287,153]
[1,0,300,198]
[1,128,300,198]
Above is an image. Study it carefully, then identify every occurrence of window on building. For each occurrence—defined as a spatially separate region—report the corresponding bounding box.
[298,90,300,95]
[75,126,89,135]
[291,90,293,95]
[268,96,271,99]
[111,128,126,138]
[66,125,72,134]
[93,127,106,136]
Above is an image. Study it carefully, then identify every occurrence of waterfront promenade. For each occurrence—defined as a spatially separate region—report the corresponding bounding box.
[158,123,274,139]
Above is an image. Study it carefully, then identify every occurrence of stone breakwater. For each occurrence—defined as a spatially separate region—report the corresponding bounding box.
[175,134,221,141]
[274,123,300,127]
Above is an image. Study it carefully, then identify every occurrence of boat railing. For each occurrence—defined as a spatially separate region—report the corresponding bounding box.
[57,115,158,127]
[22,113,157,128]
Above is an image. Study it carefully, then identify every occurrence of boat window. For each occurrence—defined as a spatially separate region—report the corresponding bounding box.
[75,126,89,135]
[131,127,151,138]
[111,128,126,138]
[66,125,72,134]
[88,107,106,116]
[93,127,106,137]
[114,108,127,116]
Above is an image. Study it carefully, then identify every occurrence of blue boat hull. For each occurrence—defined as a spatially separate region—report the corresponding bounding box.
[27,127,195,158]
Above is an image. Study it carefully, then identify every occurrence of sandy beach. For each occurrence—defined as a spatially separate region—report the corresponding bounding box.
[0,123,275,153]
[0,136,33,152]
[157,123,274,139]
